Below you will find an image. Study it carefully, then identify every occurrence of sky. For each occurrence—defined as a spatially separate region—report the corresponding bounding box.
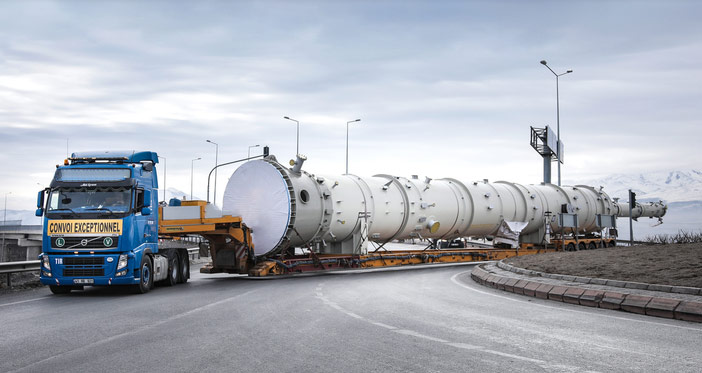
[1,0,701,211]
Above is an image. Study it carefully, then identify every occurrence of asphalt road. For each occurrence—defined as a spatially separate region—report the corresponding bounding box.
[1,263,701,372]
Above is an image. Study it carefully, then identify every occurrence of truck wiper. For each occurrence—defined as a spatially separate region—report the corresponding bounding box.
[50,208,80,218]
[85,207,121,217]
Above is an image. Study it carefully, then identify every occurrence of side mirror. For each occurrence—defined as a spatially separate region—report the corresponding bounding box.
[35,190,45,216]
[36,190,44,208]
[143,189,152,207]
[141,207,152,216]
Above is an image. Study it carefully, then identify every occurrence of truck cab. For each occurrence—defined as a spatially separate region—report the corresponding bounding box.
[36,151,189,294]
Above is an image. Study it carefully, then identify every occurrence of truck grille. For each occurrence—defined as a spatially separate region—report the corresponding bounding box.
[64,257,104,265]
[52,236,119,249]
[64,268,104,277]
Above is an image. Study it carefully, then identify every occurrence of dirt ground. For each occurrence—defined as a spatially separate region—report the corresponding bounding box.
[506,243,702,288]
[0,272,43,295]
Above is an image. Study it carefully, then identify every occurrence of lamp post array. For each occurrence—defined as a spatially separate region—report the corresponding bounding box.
[540,60,572,187]
[206,140,219,205]
[2,192,10,262]
[283,116,300,155]
[158,156,166,202]
[345,119,361,174]
[190,158,201,200]
[248,144,260,159]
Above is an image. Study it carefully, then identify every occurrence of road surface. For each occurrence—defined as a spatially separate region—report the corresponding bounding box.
[1,263,700,372]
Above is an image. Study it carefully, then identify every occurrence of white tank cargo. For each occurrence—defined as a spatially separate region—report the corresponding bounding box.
[222,156,667,257]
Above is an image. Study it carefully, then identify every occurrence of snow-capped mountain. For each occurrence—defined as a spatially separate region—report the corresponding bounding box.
[571,170,702,203]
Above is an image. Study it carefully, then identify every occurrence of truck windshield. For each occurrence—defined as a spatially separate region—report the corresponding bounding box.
[47,187,132,216]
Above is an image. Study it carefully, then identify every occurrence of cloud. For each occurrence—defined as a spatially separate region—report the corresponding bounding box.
[1,0,701,212]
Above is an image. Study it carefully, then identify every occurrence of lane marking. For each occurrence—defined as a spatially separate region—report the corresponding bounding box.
[393,329,448,343]
[485,349,545,364]
[450,271,702,333]
[371,321,397,330]
[11,289,258,373]
[314,283,588,371]
[0,297,48,308]
[446,342,481,350]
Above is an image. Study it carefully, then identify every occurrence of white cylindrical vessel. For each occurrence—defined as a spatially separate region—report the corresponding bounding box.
[222,158,667,256]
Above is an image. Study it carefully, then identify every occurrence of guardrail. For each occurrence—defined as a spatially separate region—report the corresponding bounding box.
[0,248,201,287]
[0,260,40,286]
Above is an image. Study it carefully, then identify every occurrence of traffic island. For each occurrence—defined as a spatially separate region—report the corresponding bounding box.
[470,261,702,323]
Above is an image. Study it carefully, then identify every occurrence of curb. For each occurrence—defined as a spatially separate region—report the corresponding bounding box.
[470,264,702,323]
[495,260,702,296]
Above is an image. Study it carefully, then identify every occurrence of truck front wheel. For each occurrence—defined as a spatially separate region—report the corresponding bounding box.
[134,255,153,294]
[49,285,72,294]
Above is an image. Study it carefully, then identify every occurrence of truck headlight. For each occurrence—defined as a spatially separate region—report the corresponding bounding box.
[42,255,51,271]
[116,254,128,271]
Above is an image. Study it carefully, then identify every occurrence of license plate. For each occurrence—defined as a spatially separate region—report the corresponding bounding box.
[73,279,94,284]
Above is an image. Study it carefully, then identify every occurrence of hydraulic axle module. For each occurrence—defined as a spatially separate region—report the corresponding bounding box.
[222,157,666,257]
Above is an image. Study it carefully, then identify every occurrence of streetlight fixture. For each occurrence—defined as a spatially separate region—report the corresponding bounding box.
[540,60,573,187]
[345,118,361,174]
[158,155,166,203]
[248,144,260,159]
[191,158,201,200]
[206,140,219,205]
[2,192,10,262]
[283,116,300,155]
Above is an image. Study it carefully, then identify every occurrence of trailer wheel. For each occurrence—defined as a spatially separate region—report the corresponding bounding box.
[577,242,586,251]
[608,240,616,247]
[587,242,597,250]
[178,251,190,284]
[165,254,179,287]
[566,243,576,251]
[49,285,72,295]
[134,255,153,294]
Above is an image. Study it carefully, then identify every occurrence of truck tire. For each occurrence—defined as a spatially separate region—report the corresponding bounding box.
[566,243,575,251]
[587,242,597,250]
[577,242,586,251]
[178,251,190,284]
[165,254,179,287]
[134,255,153,294]
[49,285,72,294]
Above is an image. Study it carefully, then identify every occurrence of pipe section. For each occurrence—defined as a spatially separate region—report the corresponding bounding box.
[222,158,667,256]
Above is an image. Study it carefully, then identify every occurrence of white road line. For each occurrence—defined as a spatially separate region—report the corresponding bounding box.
[0,297,47,308]
[314,283,586,371]
[371,321,397,330]
[393,329,449,343]
[450,271,702,332]
[484,349,545,364]
[446,342,481,350]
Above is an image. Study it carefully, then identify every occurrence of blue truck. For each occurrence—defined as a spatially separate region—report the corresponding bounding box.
[36,151,190,294]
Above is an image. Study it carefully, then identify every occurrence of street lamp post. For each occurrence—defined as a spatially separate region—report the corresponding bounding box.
[158,156,166,203]
[2,192,10,262]
[283,116,300,155]
[248,144,260,159]
[206,140,219,205]
[540,60,572,187]
[345,119,361,174]
[191,158,201,200]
